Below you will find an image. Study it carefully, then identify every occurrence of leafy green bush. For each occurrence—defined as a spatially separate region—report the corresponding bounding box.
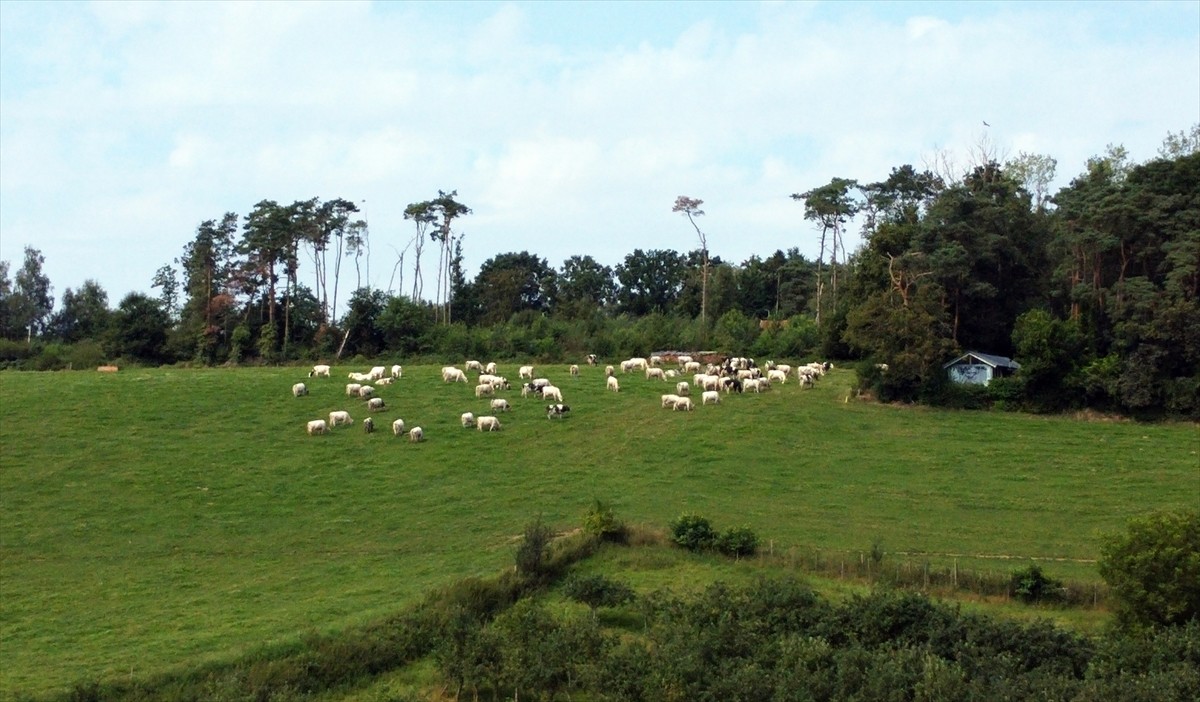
[1099,510,1200,629]
[1009,564,1065,604]
[515,517,555,582]
[582,499,627,543]
[670,513,716,552]
[563,574,635,617]
[716,526,759,558]
[66,339,107,369]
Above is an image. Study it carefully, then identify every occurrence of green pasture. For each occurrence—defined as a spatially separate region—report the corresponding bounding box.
[0,363,1196,696]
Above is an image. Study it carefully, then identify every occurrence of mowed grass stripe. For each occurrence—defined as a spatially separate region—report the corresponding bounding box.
[1,364,1196,695]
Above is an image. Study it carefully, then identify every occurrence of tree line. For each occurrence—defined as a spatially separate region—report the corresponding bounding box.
[1,126,1196,416]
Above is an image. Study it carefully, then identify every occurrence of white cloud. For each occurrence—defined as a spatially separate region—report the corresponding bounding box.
[0,0,1196,310]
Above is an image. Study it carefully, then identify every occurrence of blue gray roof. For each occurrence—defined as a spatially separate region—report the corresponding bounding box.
[943,351,1021,370]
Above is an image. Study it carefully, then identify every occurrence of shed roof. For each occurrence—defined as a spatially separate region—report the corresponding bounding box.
[942,351,1021,370]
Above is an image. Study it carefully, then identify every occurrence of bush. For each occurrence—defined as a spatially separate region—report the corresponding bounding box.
[582,499,627,543]
[716,526,759,558]
[670,513,716,552]
[1099,510,1200,629]
[515,517,555,582]
[1009,564,1065,604]
[66,339,107,369]
[563,574,636,617]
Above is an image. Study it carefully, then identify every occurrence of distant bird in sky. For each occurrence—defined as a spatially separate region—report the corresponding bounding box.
[983,120,991,127]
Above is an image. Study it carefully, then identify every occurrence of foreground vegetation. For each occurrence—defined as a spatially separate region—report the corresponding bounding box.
[1,362,1196,697]
[24,532,1200,702]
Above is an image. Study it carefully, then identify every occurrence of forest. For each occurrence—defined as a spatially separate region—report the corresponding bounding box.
[1,128,1196,417]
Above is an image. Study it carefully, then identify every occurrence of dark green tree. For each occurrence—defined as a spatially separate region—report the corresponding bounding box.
[563,574,635,619]
[48,280,110,343]
[615,249,686,316]
[557,255,615,319]
[7,246,54,341]
[472,251,557,325]
[1099,510,1200,629]
[340,287,388,357]
[106,292,171,364]
[177,214,239,361]
[375,294,432,355]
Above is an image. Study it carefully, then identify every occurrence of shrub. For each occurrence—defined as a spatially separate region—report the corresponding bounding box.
[582,499,627,543]
[669,513,716,552]
[716,526,759,558]
[563,574,636,617]
[1009,564,1065,604]
[66,339,107,369]
[1099,510,1200,629]
[515,517,555,582]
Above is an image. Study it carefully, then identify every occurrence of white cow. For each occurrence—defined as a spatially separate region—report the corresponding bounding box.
[392,418,407,436]
[292,382,308,397]
[306,419,328,435]
[442,367,467,383]
[519,365,535,379]
[408,426,424,442]
[541,385,563,403]
[490,398,511,412]
[329,410,353,427]
[673,396,694,411]
[391,364,403,378]
[477,415,501,432]
[702,390,721,405]
[607,376,620,392]
[309,364,331,378]
[460,412,476,428]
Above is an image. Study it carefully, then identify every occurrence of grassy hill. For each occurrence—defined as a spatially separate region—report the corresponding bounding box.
[1,362,1196,696]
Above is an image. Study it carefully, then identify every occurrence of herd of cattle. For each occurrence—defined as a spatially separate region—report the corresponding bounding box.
[295,355,831,441]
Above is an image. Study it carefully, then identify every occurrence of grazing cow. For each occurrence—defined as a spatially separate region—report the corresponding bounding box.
[586,354,598,366]
[546,403,571,419]
[309,364,332,378]
[363,417,375,433]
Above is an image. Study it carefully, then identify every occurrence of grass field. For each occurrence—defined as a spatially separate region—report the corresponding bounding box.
[1,362,1196,696]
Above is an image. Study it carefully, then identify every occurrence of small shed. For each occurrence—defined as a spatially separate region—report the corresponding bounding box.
[943,351,1020,386]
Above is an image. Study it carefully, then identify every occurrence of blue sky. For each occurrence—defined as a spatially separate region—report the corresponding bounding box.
[2,0,1197,315]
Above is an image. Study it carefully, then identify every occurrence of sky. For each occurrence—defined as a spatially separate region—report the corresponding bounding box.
[2,0,1198,316]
